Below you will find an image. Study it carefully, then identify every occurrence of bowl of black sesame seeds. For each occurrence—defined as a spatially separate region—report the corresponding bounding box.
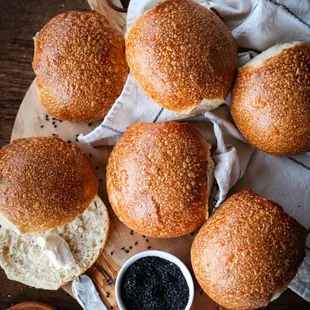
[115,250,194,310]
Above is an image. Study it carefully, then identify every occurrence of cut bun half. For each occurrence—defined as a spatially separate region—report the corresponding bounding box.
[0,195,109,290]
[0,137,98,233]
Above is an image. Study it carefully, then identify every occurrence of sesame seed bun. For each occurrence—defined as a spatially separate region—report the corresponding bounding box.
[106,122,213,238]
[33,11,128,122]
[7,302,56,310]
[0,137,98,233]
[191,189,307,310]
[125,0,237,115]
[231,41,310,155]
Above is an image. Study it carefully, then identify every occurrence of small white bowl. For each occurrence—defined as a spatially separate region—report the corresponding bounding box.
[115,250,194,310]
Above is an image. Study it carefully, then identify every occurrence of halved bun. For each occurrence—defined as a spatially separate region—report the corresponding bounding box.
[107,122,213,238]
[0,137,97,233]
[191,189,307,310]
[231,41,310,155]
[0,195,109,290]
[125,0,237,114]
[33,11,128,122]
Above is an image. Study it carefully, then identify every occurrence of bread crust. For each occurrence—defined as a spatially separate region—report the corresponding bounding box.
[7,301,56,310]
[33,11,128,122]
[231,42,310,155]
[125,0,237,114]
[191,189,307,310]
[0,137,98,233]
[60,195,110,289]
[107,122,212,238]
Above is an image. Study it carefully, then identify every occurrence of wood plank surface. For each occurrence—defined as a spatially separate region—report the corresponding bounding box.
[0,0,309,309]
[0,1,88,309]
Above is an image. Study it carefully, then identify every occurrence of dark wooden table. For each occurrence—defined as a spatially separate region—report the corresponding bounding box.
[0,0,309,309]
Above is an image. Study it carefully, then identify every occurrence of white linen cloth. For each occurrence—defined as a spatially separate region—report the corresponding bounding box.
[83,0,310,301]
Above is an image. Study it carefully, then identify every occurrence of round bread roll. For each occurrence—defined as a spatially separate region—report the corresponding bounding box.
[231,41,310,155]
[0,137,110,290]
[33,11,128,122]
[107,122,214,238]
[0,137,98,233]
[7,302,56,310]
[191,189,307,310]
[125,0,237,115]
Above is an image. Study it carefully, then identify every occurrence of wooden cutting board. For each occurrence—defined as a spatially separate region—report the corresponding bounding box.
[11,1,219,309]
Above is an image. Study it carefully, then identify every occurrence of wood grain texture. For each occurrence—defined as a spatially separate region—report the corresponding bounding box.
[0,0,309,309]
[0,1,87,309]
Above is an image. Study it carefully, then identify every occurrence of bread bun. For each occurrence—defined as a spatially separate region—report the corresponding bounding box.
[191,189,307,310]
[7,301,56,310]
[0,195,110,290]
[125,0,237,115]
[107,122,213,238]
[231,41,310,155]
[0,137,97,233]
[33,11,128,122]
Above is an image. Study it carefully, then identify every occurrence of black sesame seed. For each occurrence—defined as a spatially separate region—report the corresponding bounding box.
[147,246,151,249]
[67,140,72,144]
[129,246,133,249]
[54,125,57,128]
[110,252,113,256]
[110,307,113,309]
[59,120,63,122]
[200,290,203,295]
[99,179,103,183]
[76,134,79,137]
[121,247,125,250]
[88,122,93,127]
[125,250,129,253]
[76,138,79,142]
[40,125,44,128]
[135,242,138,246]
[52,117,56,120]
[95,166,99,170]
[52,133,59,137]
[89,154,93,157]
[52,121,55,125]
[145,239,149,243]
[130,230,134,235]
[45,115,49,121]
[121,256,189,310]
[190,232,194,236]
[142,235,146,238]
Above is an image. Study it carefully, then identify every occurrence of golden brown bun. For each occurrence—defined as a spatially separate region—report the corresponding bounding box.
[7,302,56,310]
[191,189,307,310]
[125,0,237,115]
[33,11,128,122]
[107,122,212,238]
[0,137,98,233]
[231,42,310,155]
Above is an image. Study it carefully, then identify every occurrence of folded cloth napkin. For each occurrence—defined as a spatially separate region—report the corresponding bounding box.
[84,0,310,301]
